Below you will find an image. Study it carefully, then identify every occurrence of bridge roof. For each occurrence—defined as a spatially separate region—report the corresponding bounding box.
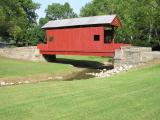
[42,15,121,29]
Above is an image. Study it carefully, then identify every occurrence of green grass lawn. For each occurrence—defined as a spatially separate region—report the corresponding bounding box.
[57,55,110,62]
[0,61,160,120]
[0,57,72,77]
[0,56,108,77]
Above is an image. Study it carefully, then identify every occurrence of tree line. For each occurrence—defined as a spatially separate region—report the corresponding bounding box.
[0,0,159,49]
[80,0,160,50]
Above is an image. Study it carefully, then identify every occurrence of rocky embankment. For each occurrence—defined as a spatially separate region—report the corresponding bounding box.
[86,65,135,78]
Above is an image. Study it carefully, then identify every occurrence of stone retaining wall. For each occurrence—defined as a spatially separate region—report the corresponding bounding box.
[0,46,45,62]
[114,46,160,67]
[0,46,160,66]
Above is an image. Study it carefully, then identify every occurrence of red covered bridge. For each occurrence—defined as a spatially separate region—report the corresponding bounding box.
[37,15,129,57]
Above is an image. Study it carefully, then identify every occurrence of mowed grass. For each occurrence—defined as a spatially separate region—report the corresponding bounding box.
[0,62,160,120]
[0,57,72,77]
[0,56,108,77]
[57,55,110,62]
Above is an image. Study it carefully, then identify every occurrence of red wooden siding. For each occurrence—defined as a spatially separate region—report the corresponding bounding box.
[38,26,129,57]
[47,26,104,52]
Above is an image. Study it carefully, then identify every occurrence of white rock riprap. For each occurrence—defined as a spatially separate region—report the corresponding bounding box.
[0,81,6,86]
[0,80,30,87]
[86,65,135,78]
[0,81,15,86]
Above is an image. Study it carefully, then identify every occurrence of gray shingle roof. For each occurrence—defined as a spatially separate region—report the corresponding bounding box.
[42,15,117,29]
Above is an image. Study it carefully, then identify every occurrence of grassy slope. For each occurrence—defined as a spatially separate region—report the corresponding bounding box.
[0,57,72,77]
[0,56,108,77]
[0,63,160,120]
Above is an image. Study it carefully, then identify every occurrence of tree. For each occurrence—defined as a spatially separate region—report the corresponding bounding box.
[23,25,45,46]
[80,0,160,49]
[0,0,39,45]
[39,17,49,27]
[45,2,78,20]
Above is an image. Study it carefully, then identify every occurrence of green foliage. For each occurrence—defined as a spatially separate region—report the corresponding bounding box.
[39,17,49,27]
[80,0,160,49]
[23,25,46,46]
[45,2,78,20]
[0,0,39,46]
[22,17,49,46]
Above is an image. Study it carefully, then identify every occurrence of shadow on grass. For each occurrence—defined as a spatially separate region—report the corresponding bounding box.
[52,58,113,70]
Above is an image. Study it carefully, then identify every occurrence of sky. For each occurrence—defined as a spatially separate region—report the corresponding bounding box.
[33,0,91,19]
